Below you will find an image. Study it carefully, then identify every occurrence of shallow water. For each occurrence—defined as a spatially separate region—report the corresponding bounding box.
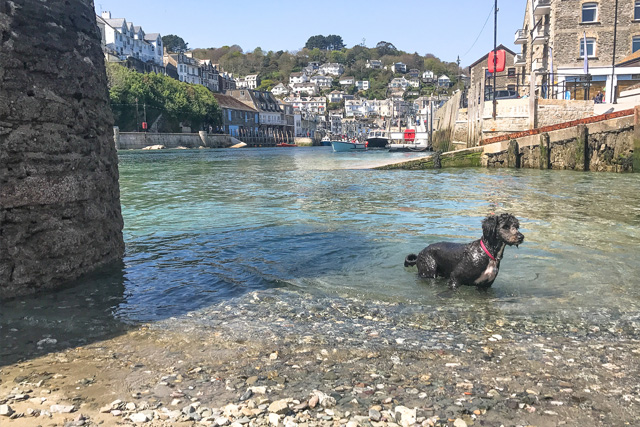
[2,147,640,362]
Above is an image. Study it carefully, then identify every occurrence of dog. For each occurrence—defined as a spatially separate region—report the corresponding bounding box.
[404,213,524,290]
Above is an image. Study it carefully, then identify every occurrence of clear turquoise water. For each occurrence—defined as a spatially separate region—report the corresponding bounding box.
[113,147,640,321]
[2,147,640,358]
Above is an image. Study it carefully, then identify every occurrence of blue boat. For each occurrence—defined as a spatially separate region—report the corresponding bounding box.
[331,140,366,152]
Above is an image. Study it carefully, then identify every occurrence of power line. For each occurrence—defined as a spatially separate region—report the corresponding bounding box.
[461,3,495,59]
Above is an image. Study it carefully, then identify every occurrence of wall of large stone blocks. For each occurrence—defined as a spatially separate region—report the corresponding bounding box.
[0,0,125,298]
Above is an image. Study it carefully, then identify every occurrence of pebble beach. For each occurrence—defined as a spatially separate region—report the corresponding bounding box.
[2,289,639,426]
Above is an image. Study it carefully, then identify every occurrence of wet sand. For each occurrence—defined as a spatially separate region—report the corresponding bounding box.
[1,290,639,426]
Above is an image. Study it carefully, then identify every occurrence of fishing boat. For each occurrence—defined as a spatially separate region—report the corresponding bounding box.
[321,135,332,147]
[387,129,430,152]
[331,140,366,152]
[275,142,297,147]
[365,130,389,149]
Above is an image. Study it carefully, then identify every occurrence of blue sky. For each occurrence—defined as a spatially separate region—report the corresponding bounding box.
[95,0,526,67]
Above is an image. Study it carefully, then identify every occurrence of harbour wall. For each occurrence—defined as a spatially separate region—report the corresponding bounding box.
[378,106,638,173]
[0,0,125,298]
[114,129,238,149]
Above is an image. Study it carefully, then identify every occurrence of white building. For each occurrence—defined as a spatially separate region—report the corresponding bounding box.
[422,70,435,83]
[246,74,260,89]
[389,77,410,89]
[290,82,318,96]
[284,96,327,114]
[408,78,420,88]
[438,75,452,87]
[327,90,346,103]
[271,83,290,96]
[339,76,355,86]
[310,75,333,88]
[289,72,309,84]
[366,59,383,69]
[356,80,370,91]
[319,63,345,76]
[96,11,163,66]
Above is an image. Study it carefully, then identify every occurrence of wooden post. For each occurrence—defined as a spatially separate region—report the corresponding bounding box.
[507,139,520,168]
[576,124,589,171]
[634,105,640,172]
[539,133,550,169]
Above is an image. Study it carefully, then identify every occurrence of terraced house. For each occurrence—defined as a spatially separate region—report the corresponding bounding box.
[516,0,640,102]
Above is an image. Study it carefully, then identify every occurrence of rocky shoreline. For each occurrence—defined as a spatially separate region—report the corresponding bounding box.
[1,289,639,426]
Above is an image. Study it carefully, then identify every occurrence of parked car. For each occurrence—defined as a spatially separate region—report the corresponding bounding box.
[485,90,520,101]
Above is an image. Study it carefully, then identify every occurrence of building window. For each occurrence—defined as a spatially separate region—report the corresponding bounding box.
[507,68,516,77]
[636,1,640,20]
[580,37,596,57]
[634,36,640,53]
[581,3,598,23]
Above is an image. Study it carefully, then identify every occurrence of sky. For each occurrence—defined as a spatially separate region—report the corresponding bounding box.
[95,0,526,68]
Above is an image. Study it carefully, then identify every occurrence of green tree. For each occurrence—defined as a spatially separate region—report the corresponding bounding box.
[162,34,188,53]
[305,35,327,50]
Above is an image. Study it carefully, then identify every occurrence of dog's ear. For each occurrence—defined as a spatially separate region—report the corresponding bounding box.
[482,214,498,242]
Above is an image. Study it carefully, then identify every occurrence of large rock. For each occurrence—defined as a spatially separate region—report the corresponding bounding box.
[0,0,124,298]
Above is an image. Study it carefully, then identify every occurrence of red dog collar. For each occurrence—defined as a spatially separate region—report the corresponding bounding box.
[480,239,496,261]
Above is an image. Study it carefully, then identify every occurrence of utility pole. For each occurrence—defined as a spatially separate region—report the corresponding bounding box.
[492,0,498,119]
[610,0,619,104]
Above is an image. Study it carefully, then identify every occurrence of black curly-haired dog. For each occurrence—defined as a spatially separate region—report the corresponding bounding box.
[404,214,524,290]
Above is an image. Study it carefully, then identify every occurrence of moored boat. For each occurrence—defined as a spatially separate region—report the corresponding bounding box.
[276,142,297,147]
[321,135,332,147]
[331,140,366,152]
[365,130,389,149]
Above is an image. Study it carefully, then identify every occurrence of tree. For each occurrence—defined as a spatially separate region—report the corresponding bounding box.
[326,35,345,51]
[162,34,188,53]
[305,35,327,50]
[376,41,398,57]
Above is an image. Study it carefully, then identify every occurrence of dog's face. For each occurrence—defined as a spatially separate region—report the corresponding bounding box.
[482,214,525,247]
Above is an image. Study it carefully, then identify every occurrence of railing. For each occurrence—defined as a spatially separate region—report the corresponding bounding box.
[532,26,550,45]
[514,29,526,44]
[514,54,526,66]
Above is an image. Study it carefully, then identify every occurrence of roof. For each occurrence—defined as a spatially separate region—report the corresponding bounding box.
[144,33,161,41]
[104,18,126,29]
[617,50,640,67]
[468,44,517,69]
[213,93,258,112]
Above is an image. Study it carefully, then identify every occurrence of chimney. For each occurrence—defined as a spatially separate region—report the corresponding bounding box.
[101,11,111,19]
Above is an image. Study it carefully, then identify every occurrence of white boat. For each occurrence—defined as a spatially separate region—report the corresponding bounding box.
[331,140,366,152]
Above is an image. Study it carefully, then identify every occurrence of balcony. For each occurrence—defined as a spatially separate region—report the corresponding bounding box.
[514,54,526,67]
[514,29,527,44]
[532,59,545,72]
[533,0,551,16]
[532,26,550,45]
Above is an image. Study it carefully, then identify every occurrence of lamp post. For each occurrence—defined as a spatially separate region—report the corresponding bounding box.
[492,0,498,119]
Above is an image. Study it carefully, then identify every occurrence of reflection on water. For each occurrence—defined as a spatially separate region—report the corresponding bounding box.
[2,147,640,361]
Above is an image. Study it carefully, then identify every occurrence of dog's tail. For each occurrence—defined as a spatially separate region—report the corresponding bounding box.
[404,253,418,267]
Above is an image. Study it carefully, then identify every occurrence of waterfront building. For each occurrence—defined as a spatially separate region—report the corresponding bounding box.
[218,72,237,92]
[283,96,327,114]
[408,78,421,88]
[212,93,259,137]
[408,69,420,78]
[200,59,220,92]
[227,89,292,138]
[467,45,518,104]
[516,0,640,102]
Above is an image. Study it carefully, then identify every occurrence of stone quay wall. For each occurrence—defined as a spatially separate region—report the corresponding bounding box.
[483,114,635,172]
[115,129,237,150]
[0,0,125,299]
